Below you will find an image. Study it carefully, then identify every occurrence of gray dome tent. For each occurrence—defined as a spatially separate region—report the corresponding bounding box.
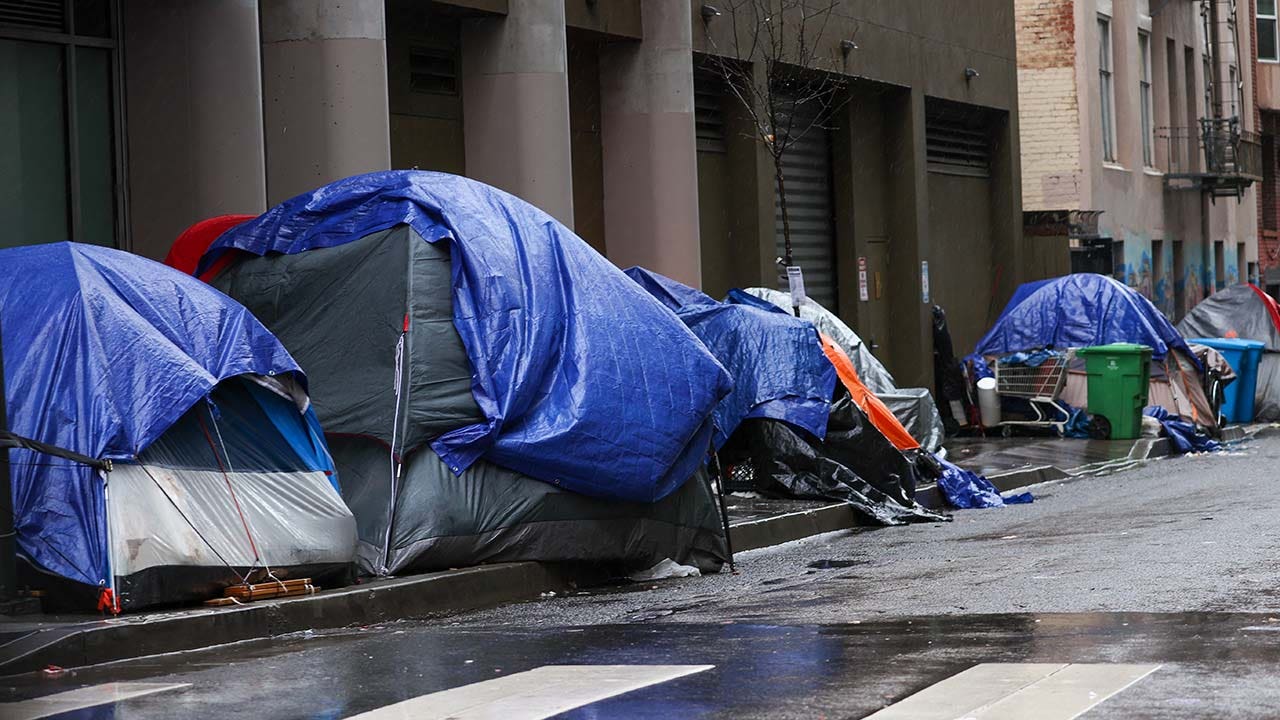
[208,220,727,576]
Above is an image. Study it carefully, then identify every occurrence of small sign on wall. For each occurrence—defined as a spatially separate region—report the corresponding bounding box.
[858,257,869,302]
[921,260,931,304]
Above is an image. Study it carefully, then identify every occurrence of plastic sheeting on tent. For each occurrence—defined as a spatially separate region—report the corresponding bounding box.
[1177,284,1280,421]
[741,287,946,452]
[202,171,730,505]
[971,273,1198,368]
[624,268,835,447]
[819,334,919,452]
[0,242,354,608]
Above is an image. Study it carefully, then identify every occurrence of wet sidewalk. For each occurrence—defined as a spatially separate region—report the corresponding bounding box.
[0,426,1258,676]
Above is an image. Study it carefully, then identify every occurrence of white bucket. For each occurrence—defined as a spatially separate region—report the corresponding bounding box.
[976,376,1001,428]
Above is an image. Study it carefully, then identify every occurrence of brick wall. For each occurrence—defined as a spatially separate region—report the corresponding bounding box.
[1015,0,1083,211]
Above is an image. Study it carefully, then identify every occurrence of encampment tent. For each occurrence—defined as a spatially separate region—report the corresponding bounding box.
[741,287,946,451]
[625,268,945,525]
[1177,283,1280,420]
[191,171,732,576]
[971,273,1215,425]
[0,242,356,611]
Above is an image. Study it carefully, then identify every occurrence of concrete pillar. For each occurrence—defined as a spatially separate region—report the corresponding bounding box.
[461,0,574,228]
[121,0,266,260]
[599,0,701,285]
[884,87,934,389]
[260,0,390,205]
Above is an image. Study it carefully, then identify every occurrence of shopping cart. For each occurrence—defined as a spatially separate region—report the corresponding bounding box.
[993,349,1075,436]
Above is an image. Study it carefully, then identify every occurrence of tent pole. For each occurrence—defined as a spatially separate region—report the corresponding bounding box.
[0,316,13,602]
[708,451,736,573]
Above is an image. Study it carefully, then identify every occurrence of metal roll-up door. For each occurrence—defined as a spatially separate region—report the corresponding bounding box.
[774,98,837,310]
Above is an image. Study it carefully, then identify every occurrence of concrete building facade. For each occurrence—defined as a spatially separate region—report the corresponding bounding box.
[0,0,1029,388]
[1256,0,1280,294]
[1017,0,1261,321]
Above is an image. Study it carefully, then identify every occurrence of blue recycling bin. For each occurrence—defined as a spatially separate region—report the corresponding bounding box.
[1188,337,1266,422]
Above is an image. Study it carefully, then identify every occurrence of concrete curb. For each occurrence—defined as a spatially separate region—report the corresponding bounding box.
[0,563,577,676]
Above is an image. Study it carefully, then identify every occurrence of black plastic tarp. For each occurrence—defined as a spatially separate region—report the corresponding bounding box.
[719,393,948,526]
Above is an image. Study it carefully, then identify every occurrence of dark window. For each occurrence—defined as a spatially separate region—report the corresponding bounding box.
[0,1,120,249]
[1261,0,1278,62]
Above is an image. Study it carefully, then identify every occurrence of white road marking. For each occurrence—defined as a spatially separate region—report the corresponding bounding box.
[344,664,713,720]
[2,682,190,720]
[864,662,1161,720]
[864,664,1068,720]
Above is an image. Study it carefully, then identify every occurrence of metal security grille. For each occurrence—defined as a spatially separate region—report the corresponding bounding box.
[409,47,458,95]
[774,99,837,310]
[694,73,727,154]
[926,122,991,177]
[0,0,64,31]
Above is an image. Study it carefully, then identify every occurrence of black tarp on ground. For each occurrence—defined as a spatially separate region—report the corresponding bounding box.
[719,394,948,526]
[214,225,727,576]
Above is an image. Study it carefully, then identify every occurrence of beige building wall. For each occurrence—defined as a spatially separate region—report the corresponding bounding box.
[1017,0,1259,319]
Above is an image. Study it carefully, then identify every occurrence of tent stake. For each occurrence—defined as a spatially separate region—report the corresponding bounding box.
[708,451,736,573]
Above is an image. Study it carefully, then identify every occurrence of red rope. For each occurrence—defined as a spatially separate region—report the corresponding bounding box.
[196,410,261,564]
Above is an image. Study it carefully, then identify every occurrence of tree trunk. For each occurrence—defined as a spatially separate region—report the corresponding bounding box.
[774,156,800,316]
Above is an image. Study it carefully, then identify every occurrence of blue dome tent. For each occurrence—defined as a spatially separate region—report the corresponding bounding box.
[970,274,1215,425]
[0,243,356,610]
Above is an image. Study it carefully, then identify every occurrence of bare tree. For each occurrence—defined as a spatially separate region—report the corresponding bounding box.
[700,0,851,305]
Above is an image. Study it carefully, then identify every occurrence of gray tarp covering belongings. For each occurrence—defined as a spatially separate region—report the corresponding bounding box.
[1,242,355,611]
[201,172,730,576]
[1177,284,1280,421]
[626,269,946,526]
[742,287,947,452]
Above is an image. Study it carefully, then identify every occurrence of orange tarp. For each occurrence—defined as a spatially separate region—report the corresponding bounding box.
[819,333,921,452]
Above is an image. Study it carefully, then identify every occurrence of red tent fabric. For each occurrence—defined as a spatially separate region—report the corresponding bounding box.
[163,215,254,281]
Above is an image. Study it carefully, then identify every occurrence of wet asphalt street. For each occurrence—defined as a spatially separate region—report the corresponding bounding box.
[4,436,1280,719]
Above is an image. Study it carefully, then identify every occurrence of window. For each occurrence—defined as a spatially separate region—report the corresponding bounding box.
[0,1,121,249]
[1261,0,1278,62]
[1099,16,1117,162]
[1139,32,1154,167]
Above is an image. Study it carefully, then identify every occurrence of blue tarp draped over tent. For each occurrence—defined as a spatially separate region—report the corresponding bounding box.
[0,242,308,587]
[969,274,1197,367]
[624,267,835,448]
[202,170,732,504]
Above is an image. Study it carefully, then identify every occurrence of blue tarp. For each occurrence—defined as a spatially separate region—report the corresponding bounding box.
[624,268,835,448]
[0,242,308,587]
[936,457,1034,509]
[1144,406,1221,453]
[969,274,1198,372]
[203,171,732,503]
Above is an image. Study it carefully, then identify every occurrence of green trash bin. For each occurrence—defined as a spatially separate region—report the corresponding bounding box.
[1076,343,1153,440]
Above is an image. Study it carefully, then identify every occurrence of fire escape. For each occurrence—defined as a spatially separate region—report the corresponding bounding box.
[1162,0,1262,201]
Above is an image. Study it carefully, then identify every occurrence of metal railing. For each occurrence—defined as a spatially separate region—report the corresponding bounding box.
[1158,118,1262,181]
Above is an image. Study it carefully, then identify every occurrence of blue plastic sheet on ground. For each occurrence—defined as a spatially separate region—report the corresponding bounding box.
[204,171,732,503]
[1144,406,1221,454]
[968,274,1199,370]
[0,242,306,588]
[936,457,1034,509]
[624,268,835,448]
